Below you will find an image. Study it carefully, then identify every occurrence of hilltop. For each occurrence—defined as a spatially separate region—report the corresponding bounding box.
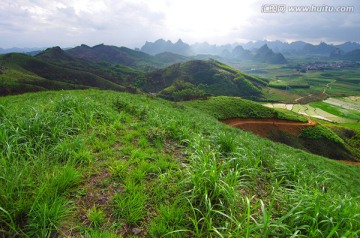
[0,89,359,237]
[0,53,128,95]
[254,44,287,64]
[140,59,268,100]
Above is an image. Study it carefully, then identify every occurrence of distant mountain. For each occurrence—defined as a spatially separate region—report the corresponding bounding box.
[67,44,158,69]
[140,59,267,100]
[343,49,360,61]
[191,42,235,55]
[141,39,359,58]
[66,44,187,70]
[231,45,252,59]
[240,40,360,56]
[141,39,192,56]
[302,42,336,55]
[153,52,189,64]
[0,47,46,55]
[331,49,360,61]
[336,42,360,53]
[241,40,308,55]
[254,45,287,64]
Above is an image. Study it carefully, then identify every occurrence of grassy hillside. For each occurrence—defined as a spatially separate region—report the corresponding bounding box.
[141,59,268,100]
[0,53,127,95]
[1,90,359,237]
[36,47,142,87]
[184,96,307,121]
[66,44,185,71]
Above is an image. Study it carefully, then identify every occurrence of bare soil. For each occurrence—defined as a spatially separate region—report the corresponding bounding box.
[221,118,317,138]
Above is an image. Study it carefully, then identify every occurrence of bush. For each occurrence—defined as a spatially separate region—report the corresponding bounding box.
[300,125,344,144]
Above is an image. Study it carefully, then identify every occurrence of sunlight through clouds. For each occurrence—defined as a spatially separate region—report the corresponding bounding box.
[0,0,359,47]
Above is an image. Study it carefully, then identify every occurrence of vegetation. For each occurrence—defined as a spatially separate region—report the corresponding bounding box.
[184,96,308,122]
[248,63,360,103]
[300,125,345,144]
[142,59,267,100]
[310,101,360,122]
[1,89,359,236]
[0,53,128,95]
[159,80,206,101]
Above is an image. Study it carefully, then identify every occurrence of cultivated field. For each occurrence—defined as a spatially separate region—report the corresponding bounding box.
[264,96,360,124]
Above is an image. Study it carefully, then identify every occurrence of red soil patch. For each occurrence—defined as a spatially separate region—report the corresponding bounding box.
[337,160,360,167]
[221,118,317,138]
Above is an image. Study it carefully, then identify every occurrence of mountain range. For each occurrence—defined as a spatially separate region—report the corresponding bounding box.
[2,39,360,59]
[140,39,360,57]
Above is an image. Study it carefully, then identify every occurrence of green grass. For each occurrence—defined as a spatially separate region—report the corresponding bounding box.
[1,89,360,237]
[310,101,360,122]
[247,63,360,102]
[300,125,345,144]
[184,96,308,122]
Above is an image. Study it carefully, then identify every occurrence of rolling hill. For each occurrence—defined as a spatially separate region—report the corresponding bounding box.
[0,52,127,95]
[139,59,268,100]
[66,44,188,70]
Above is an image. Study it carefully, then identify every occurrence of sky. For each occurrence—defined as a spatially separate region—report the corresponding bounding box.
[0,0,359,48]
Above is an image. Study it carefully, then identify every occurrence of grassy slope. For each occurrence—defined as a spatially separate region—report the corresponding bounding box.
[142,59,267,99]
[0,53,126,95]
[183,96,308,122]
[1,90,360,237]
[310,101,360,122]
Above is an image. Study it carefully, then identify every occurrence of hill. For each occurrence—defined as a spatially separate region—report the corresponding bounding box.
[0,53,126,95]
[254,44,287,64]
[331,49,360,61]
[153,51,189,64]
[36,46,141,86]
[141,39,192,56]
[184,97,357,161]
[0,89,359,237]
[66,44,160,70]
[140,59,268,100]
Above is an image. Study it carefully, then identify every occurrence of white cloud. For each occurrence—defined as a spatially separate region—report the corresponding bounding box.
[0,0,359,48]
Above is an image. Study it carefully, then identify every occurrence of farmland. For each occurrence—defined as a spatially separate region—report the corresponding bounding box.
[238,60,360,103]
[264,96,360,123]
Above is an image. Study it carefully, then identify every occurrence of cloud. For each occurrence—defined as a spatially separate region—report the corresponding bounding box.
[0,0,359,48]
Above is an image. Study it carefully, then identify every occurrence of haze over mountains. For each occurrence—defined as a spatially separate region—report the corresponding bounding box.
[3,39,360,58]
[140,39,360,58]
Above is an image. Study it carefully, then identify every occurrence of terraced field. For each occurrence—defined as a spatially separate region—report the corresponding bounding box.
[264,96,360,123]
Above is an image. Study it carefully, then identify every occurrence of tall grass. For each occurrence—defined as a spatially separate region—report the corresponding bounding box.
[1,90,360,237]
[0,94,111,236]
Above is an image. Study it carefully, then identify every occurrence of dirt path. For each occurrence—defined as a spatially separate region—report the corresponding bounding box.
[322,80,336,94]
[222,118,316,127]
[221,118,317,138]
[294,94,312,103]
[337,160,360,167]
[293,80,336,104]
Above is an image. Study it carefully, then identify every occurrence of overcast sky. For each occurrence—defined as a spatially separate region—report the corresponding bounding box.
[0,0,359,48]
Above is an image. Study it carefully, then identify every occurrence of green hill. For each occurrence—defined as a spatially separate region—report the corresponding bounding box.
[140,59,268,100]
[36,47,141,87]
[1,89,359,237]
[0,53,126,95]
[184,97,357,161]
[66,44,186,71]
